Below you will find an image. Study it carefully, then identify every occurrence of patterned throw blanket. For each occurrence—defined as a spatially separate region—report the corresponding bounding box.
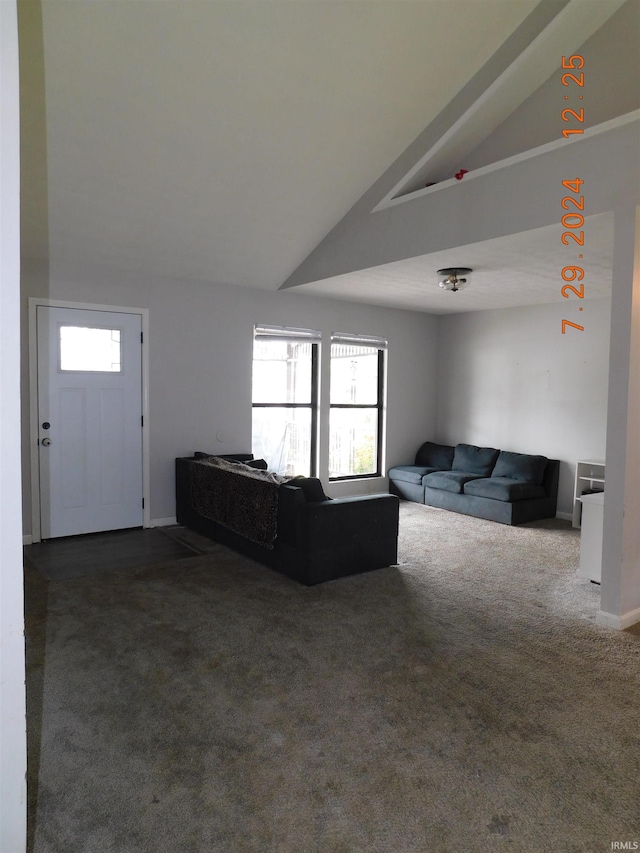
[191,457,287,549]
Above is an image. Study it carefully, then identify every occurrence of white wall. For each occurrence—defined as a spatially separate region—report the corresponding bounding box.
[22,261,614,527]
[436,297,611,518]
[599,207,640,629]
[1,2,27,851]
[21,260,437,529]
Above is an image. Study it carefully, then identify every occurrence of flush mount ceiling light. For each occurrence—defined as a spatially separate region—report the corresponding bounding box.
[437,267,472,292]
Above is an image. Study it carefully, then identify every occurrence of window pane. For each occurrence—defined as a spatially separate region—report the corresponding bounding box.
[252,340,312,404]
[59,326,121,372]
[252,407,312,477]
[329,408,378,477]
[330,345,378,404]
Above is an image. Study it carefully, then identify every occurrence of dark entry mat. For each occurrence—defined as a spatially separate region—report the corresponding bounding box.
[24,527,204,581]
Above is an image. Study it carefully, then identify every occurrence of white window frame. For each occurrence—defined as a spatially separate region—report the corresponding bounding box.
[329,332,388,481]
[251,325,321,477]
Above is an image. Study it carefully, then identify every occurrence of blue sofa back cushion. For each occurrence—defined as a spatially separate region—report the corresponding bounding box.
[415,441,455,470]
[423,471,482,494]
[492,451,547,485]
[464,477,546,502]
[452,444,499,476]
[388,465,441,485]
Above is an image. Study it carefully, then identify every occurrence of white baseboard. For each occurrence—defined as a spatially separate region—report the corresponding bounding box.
[556,511,572,522]
[24,521,178,542]
[596,607,640,630]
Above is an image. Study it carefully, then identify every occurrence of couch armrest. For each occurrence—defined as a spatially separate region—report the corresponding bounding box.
[542,459,560,500]
[283,492,399,550]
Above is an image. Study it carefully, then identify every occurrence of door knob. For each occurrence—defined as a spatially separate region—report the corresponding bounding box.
[41,437,52,447]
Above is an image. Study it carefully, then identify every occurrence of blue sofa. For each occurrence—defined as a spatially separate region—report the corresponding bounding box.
[388,442,559,525]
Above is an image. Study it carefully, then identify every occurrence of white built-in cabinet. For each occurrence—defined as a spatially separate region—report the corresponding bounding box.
[572,459,605,528]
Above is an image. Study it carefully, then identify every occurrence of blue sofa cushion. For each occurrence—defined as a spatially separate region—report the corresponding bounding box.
[415,442,455,470]
[464,477,546,502]
[491,450,547,485]
[452,444,500,476]
[388,465,440,485]
[423,471,483,494]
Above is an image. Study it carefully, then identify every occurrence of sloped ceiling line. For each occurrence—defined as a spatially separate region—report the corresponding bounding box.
[280,0,638,316]
[380,110,640,212]
[374,0,627,208]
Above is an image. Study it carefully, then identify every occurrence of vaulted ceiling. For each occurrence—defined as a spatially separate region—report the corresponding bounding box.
[19,0,635,314]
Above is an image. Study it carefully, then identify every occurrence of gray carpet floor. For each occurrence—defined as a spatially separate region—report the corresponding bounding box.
[24,504,640,852]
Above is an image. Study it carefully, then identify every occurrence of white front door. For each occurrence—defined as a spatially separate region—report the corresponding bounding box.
[37,306,144,538]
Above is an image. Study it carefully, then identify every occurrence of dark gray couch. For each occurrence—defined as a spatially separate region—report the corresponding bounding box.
[388,442,559,525]
[176,453,399,585]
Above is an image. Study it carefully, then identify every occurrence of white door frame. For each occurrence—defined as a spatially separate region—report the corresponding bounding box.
[29,297,150,543]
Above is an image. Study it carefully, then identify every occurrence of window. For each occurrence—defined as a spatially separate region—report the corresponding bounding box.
[329,333,386,480]
[251,325,320,477]
[59,326,122,372]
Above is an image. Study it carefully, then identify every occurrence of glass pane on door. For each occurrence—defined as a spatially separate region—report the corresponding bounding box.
[59,326,122,372]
